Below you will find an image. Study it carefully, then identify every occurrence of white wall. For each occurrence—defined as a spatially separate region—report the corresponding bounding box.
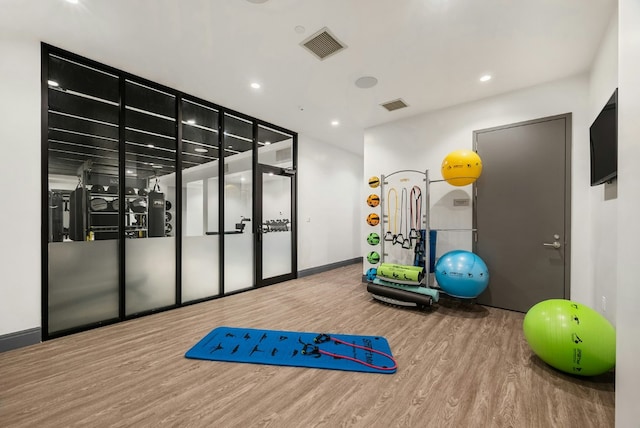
[588,10,619,325]
[297,134,363,270]
[0,38,41,336]
[616,0,640,424]
[363,74,594,307]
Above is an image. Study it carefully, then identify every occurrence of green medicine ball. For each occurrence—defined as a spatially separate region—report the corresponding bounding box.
[367,251,380,264]
[367,232,380,245]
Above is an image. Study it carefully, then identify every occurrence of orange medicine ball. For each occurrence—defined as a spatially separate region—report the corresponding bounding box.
[367,194,380,207]
[367,213,380,226]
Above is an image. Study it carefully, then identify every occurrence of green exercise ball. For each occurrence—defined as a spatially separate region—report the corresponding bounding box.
[523,299,615,376]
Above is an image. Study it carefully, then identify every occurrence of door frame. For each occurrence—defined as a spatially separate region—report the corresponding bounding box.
[472,113,572,305]
[254,163,298,287]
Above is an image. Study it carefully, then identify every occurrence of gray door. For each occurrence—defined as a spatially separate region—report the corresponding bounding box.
[473,114,571,313]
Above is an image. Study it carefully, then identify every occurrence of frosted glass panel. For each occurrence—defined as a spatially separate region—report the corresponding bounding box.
[224,232,255,292]
[263,232,292,278]
[185,181,204,236]
[125,237,176,314]
[224,113,254,292]
[182,236,220,301]
[48,241,119,334]
[181,98,220,301]
[262,173,292,278]
[207,177,219,232]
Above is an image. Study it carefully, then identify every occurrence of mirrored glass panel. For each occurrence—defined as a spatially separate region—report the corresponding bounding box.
[47,53,120,333]
[181,99,221,302]
[124,80,176,314]
[257,125,293,168]
[224,113,254,293]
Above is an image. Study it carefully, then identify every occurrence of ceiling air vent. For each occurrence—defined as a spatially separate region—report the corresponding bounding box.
[300,27,347,60]
[380,98,409,112]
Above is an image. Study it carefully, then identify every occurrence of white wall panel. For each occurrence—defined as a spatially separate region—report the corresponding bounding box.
[588,10,619,325]
[616,0,640,423]
[0,39,41,336]
[297,134,363,270]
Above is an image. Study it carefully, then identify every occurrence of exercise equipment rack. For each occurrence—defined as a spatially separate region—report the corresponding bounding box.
[366,169,476,309]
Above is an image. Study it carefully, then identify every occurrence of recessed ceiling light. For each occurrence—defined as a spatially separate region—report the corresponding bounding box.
[186,119,196,125]
[228,145,233,148]
[355,76,378,89]
[251,82,261,89]
[194,148,208,153]
[331,120,340,126]
[480,74,492,82]
[147,144,155,148]
[264,141,271,145]
[126,170,134,174]
[47,80,59,87]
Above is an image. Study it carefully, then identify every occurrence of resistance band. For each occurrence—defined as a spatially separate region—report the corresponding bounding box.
[300,334,397,372]
[395,188,408,246]
[385,188,398,242]
[409,186,422,240]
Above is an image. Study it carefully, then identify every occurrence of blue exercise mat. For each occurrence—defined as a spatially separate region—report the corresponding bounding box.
[185,326,396,374]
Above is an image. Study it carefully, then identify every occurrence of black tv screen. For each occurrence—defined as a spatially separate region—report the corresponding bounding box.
[590,88,618,186]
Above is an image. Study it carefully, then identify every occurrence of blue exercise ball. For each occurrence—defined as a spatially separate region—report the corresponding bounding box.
[434,250,489,298]
[366,268,377,281]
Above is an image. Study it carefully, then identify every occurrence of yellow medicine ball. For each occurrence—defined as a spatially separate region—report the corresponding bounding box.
[441,150,483,186]
[368,176,380,188]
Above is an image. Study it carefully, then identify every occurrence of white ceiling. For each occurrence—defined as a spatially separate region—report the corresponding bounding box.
[1,0,616,154]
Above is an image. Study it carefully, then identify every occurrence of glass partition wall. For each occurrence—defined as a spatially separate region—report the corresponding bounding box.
[124,80,177,315]
[46,53,121,334]
[42,44,297,339]
[223,114,255,293]
[181,99,221,302]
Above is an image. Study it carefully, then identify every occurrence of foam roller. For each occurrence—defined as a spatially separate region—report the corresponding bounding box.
[377,265,423,283]
[367,282,434,307]
[379,263,425,273]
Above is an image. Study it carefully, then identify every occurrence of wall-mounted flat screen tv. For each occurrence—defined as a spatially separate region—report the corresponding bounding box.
[590,88,618,186]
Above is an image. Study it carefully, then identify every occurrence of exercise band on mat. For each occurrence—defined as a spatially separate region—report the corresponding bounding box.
[302,334,397,372]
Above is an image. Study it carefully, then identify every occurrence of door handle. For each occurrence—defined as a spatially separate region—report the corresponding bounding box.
[543,241,561,249]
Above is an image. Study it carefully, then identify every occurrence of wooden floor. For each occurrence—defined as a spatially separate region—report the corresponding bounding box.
[0,264,614,427]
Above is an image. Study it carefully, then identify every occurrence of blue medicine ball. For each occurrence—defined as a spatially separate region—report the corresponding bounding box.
[366,268,377,281]
[434,250,489,298]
